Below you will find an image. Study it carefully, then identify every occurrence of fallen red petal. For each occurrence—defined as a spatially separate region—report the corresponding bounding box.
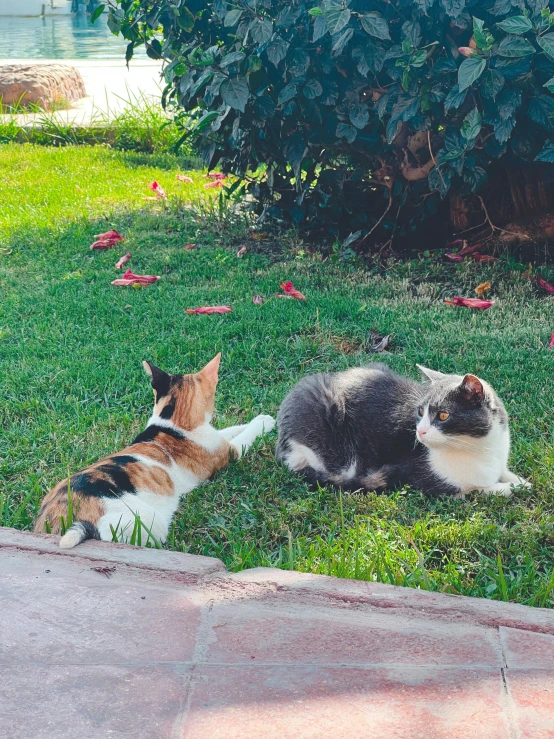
[444,253,464,262]
[111,269,160,286]
[94,229,124,242]
[207,172,226,180]
[176,175,194,183]
[205,180,224,188]
[115,252,131,269]
[537,275,554,294]
[185,306,232,314]
[472,254,497,262]
[148,181,167,199]
[280,281,307,301]
[237,246,247,258]
[184,243,197,250]
[549,332,554,349]
[444,296,494,309]
[91,239,116,250]
[252,295,264,305]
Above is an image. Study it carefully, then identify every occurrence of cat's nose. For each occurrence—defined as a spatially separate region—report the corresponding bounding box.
[418,428,427,437]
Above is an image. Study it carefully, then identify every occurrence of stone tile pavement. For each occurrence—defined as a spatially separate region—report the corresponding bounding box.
[1,528,553,738]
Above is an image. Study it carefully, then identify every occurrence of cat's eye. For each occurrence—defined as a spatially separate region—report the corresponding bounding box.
[439,411,449,421]
[418,408,424,417]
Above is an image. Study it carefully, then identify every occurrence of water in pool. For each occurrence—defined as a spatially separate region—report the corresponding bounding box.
[0,13,146,60]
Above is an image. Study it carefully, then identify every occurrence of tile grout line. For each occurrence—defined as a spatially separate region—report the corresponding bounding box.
[169,598,215,739]
[497,627,522,739]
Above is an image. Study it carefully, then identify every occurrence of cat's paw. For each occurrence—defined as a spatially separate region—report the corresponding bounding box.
[511,477,532,491]
[253,414,276,434]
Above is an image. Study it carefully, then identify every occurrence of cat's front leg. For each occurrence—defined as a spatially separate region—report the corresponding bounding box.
[219,424,248,440]
[499,469,532,489]
[231,415,275,459]
[470,482,514,497]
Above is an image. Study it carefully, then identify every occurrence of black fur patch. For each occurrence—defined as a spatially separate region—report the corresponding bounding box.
[427,394,492,438]
[78,521,101,541]
[131,424,185,445]
[70,455,137,499]
[159,400,176,420]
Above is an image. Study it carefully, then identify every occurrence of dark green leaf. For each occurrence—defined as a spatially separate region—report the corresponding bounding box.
[336,122,358,142]
[402,20,421,47]
[365,42,386,74]
[283,133,307,174]
[410,50,428,68]
[480,69,505,99]
[266,36,289,66]
[250,18,273,44]
[107,8,123,34]
[276,6,301,27]
[220,77,249,112]
[461,106,481,145]
[303,80,323,99]
[496,88,522,120]
[428,165,452,197]
[332,27,354,54]
[220,51,246,68]
[444,84,467,111]
[360,12,390,40]
[278,82,297,105]
[439,0,465,20]
[125,42,134,66]
[288,49,311,76]
[255,95,276,119]
[463,165,488,192]
[545,76,554,93]
[528,94,554,129]
[535,140,554,161]
[312,15,328,42]
[177,7,195,32]
[323,5,351,35]
[458,56,486,92]
[496,15,533,34]
[90,3,105,24]
[224,9,243,27]
[497,36,535,57]
[442,147,464,160]
[349,104,369,129]
[537,33,554,60]
[473,17,493,50]
[146,39,163,60]
[494,115,516,143]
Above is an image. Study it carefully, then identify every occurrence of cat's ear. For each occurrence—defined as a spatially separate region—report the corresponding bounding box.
[142,361,171,397]
[416,365,446,383]
[198,353,221,386]
[458,374,485,404]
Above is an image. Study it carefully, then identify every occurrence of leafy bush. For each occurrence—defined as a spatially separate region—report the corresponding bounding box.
[105,0,554,245]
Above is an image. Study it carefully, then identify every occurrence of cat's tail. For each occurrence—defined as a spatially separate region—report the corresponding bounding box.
[59,521,101,549]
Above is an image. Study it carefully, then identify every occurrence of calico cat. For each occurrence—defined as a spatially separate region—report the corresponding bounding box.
[34,354,275,548]
[276,363,530,498]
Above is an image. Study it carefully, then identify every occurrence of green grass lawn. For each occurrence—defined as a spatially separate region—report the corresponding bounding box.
[2,143,554,607]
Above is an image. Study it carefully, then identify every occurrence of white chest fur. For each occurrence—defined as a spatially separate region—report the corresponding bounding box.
[428,423,510,493]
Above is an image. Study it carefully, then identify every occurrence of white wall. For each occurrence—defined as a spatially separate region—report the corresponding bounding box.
[0,0,72,16]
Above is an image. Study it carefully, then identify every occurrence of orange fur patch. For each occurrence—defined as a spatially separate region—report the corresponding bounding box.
[34,480,104,535]
[126,462,174,496]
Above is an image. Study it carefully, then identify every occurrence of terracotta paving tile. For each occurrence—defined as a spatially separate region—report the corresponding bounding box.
[0,562,201,664]
[181,665,509,739]
[0,664,189,739]
[206,603,502,667]
[506,669,554,738]
[500,627,554,670]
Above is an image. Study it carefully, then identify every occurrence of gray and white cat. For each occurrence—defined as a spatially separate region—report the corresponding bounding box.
[276,363,530,498]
